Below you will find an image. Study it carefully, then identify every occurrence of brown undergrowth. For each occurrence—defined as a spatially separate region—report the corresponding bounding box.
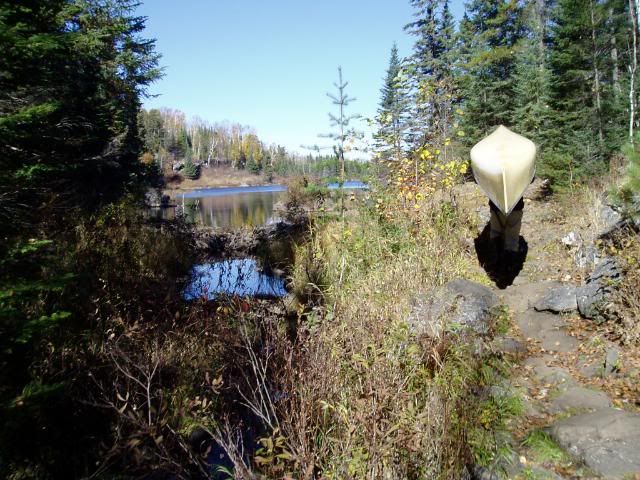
[247,194,523,479]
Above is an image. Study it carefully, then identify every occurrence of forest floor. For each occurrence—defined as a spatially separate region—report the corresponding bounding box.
[454,182,640,479]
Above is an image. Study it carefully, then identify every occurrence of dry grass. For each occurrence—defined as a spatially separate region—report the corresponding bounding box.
[609,233,640,345]
[274,196,517,478]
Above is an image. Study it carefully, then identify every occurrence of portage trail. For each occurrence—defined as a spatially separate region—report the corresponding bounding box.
[456,181,640,480]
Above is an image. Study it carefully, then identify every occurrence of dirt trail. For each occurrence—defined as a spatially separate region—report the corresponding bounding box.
[457,183,640,479]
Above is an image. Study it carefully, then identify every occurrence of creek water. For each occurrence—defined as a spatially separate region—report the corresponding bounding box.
[184,259,288,300]
[165,182,365,299]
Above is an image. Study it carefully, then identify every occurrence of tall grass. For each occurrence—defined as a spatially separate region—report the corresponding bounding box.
[272,195,518,478]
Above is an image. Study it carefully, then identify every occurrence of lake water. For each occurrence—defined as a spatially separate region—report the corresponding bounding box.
[184,259,288,299]
[155,182,367,229]
[158,185,286,229]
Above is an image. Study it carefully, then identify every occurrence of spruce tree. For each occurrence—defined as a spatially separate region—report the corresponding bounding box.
[374,43,411,162]
[548,0,611,181]
[458,0,525,145]
[405,0,458,148]
[511,0,554,155]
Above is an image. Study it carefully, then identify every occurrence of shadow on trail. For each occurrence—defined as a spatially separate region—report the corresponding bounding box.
[474,222,528,289]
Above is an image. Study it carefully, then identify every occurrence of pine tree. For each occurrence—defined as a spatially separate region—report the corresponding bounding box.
[511,0,554,154]
[323,67,360,215]
[548,0,611,181]
[458,0,525,145]
[0,0,161,230]
[406,0,441,78]
[405,0,459,148]
[182,148,199,179]
[374,44,412,163]
[617,138,640,223]
[0,0,161,473]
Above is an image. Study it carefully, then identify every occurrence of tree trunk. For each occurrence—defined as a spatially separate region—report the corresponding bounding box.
[589,0,605,146]
[610,7,620,94]
[630,0,639,141]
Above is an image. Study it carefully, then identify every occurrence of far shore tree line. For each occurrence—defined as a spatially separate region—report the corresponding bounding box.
[138,108,369,181]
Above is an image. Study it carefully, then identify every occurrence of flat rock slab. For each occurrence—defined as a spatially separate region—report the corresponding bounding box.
[549,409,640,479]
[525,356,576,386]
[534,285,578,313]
[547,386,611,414]
[502,281,562,313]
[517,310,579,352]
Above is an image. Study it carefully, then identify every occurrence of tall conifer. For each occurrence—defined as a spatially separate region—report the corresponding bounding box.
[458,0,525,144]
[374,44,411,162]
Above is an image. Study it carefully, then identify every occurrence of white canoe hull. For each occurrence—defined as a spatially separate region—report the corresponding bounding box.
[470,125,536,215]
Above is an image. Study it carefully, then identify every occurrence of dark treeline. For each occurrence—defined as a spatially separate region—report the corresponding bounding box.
[375,0,640,186]
[0,1,203,477]
[138,107,369,179]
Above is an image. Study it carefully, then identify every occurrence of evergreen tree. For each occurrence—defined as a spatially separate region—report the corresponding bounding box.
[0,0,160,233]
[374,43,412,162]
[458,0,525,144]
[511,0,554,155]
[0,0,160,474]
[182,148,199,179]
[437,0,457,75]
[323,67,360,214]
[617,138,640,224]
[548,0,612,181]
[406,0,441,78]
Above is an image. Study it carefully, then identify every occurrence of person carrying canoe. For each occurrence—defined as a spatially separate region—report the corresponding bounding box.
[470,125,536,256]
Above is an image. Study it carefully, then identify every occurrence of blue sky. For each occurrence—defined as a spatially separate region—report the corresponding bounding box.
[137,1,465,155]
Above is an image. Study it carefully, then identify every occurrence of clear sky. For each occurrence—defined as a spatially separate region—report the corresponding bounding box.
[137,1,465,156]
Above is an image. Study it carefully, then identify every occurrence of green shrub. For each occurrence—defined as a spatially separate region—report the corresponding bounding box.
[182,157,199,180]
[615,141,640,225]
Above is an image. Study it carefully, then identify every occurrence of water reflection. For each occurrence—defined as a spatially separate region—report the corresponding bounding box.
[162,189,286,229]
[327,180,368,189]
[153,182,367,229]
[184,259,287,299]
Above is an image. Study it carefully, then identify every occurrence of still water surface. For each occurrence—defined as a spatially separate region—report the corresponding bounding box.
[184,259,287,299]
[164,186,286,229]
[158,182,367,229]
[173,182,365,299]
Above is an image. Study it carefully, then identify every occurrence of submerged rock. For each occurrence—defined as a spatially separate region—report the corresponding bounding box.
[407,279,499,338]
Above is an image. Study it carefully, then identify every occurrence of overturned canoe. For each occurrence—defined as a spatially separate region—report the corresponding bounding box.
[470,125,537,215]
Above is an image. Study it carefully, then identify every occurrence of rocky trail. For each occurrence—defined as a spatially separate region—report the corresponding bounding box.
[467,182,640,480]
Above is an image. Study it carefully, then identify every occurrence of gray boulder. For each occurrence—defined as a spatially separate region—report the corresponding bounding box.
[533,285,577,313]
[576,257,621,321]
[407,279,499,338]
[548,408,640,479]
[172,161,184,172]
[524,177,552,200]
[597,204,624,239]
[574,244,601,270]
